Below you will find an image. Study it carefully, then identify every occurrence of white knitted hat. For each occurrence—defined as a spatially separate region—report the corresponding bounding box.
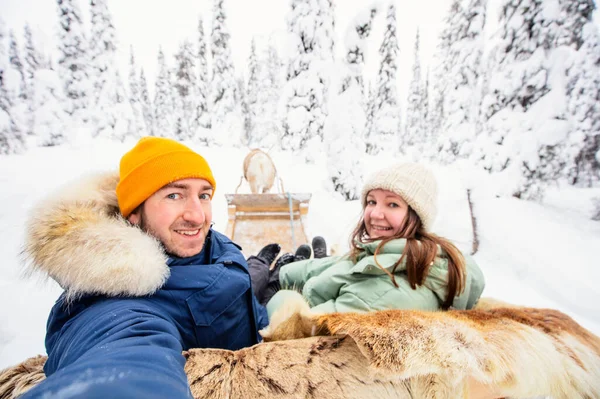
[360,163,438,231]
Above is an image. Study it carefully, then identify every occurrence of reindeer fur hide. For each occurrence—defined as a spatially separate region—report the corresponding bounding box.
[2,296,599,399]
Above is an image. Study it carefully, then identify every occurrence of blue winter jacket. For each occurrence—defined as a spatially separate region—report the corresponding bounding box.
[22,230,268,399]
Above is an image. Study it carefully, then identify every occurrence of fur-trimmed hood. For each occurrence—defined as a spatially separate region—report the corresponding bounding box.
[21,171,169,298]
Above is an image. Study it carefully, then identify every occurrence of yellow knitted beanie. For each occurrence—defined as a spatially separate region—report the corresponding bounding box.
[361,163,438,231]
[117,137,216,217]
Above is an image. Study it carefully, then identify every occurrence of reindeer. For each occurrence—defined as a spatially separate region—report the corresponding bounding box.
[238,149,279,194]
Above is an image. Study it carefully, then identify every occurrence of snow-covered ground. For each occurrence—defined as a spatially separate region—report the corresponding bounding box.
[0,139,599,369]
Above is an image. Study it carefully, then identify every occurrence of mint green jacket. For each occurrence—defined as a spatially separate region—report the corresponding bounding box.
[277,239,485,314]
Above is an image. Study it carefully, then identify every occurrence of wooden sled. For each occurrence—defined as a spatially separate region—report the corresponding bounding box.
[224,193,312,258]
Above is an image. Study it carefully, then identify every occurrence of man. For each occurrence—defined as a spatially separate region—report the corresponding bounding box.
[21,137,269,398]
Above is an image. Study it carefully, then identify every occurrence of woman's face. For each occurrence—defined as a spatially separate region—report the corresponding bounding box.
[364,189,409,239]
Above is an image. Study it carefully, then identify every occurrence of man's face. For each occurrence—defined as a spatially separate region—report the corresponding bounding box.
[128,178,214,258]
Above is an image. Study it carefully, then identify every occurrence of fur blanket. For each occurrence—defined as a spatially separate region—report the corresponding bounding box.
[2,297,599,399]
[5,172,600,398]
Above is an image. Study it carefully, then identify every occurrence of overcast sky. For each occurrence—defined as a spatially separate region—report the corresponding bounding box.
[1,0,451,90]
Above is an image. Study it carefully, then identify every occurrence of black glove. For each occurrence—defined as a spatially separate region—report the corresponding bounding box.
[274,253,296,269]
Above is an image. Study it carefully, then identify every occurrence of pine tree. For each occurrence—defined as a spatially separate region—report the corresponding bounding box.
[325,72,367,200]
[237,76,251,146]
[56,0,90,126]
[260,39,285,147]
[432,0,486,164]
[196,16,210,132]
[23,24,46,136]
[8,31,26,100]
[556,0,595,49]
[23,25,44,100]
[405,29,428,155]
[210,0,241,145]
[0,108,24,154]
[6,29,29,139]
[128,47,146,138]
[477,0,577,199]
[0,18,6,87]
[0,19,9,132]
[111,69,136,141]
[139,68,154,136]
[367,3,400,155]
[325,84,366,201]
[324,3,380,199]
[154,49,175,138]
[245,38,259,145]
[32,69,68,147]
[89,0,124,138]
[0,22,25,154]
[281,0,335,153]
[592,197,600,221]
[565,9,600,186]
[481,0,552,122]
[423,67,430,132]
[173,40,199,141]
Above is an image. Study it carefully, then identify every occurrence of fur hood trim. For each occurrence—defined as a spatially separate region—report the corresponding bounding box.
[22,171,169,298]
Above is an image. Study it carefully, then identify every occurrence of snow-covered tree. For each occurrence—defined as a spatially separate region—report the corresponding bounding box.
[110,69,136,141]
[324,3,380,199]
[154,49,175,137]
[89,0,125,138]
[405,29,428,155]
[432,0,486,164]
[56,0,90,126]
[196,16,210,132]
[564,14,600,186]
[0,18,6,86]
[592,197,600,221]
[0,107,24,154]
[173,40,199,141]
[8,31,26,100]
[23,25,44,101]
[0,23,25,154]
[139,68,154,136]
[210,0,242,145]
[31,69,67,146]
[281,0,335,153]
[245,38,259,145]
[0,62,26,154]
[325,82,366,201]
[475,0,566,198]
[556,0,595,49]
[423,67,430,133]
[237,76,251,146]
[474,0,600,198]
[244,38,284,149]
[366,2,400,155]
[23,24,48,136]
[6,30,29,138]
[128,47,146,138]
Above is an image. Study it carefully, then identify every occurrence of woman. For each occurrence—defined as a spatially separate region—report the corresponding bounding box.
[267,162,485,316]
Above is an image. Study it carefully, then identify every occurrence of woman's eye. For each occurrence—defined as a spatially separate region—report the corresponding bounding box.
[367,200,376,206]
[389,202,399,208]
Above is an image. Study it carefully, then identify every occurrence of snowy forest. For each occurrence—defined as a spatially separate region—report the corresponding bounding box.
[0,0,599,210]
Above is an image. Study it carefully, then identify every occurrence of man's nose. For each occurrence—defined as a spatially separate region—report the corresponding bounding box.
[182,198,206,224]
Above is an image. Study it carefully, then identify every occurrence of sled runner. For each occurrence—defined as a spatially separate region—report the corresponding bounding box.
[224,193,311,257]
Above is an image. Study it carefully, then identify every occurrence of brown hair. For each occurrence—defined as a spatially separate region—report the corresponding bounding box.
[349,207,466,310]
